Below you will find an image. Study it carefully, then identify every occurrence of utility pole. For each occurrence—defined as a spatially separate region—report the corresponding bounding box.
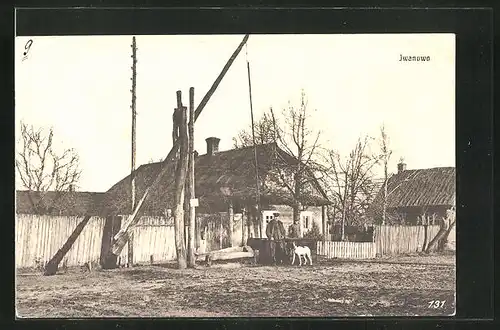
[129,36,138,267]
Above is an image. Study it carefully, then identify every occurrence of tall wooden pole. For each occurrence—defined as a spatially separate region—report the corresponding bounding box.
[131,36,137,211]
[129,35,137,267]
[187,87,196,267]
[245,45,262,239]
[173,91,188,269]
[110,34,250,257]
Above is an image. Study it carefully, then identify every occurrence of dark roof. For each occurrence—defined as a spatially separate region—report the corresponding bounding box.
[16,190,106,216]
[102,143,330,216]
[371,167,456,210]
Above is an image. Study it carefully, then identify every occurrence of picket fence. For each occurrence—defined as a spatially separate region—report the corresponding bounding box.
[130,221,177,265]
[15,214,109,268]
[374,224,445,256]
[317,241,376,259]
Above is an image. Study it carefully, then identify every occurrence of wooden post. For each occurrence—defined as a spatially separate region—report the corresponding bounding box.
[173,91,188,269]
[187,87,196,268]
[100,216,113,267]
[252,205,258,239]
[44,215,92,275]
[219,214,223,249]
[127,231,134,267]
[322,205,327,242]
[297,202,303,238]
[129,36,138,268]
[228,201,234,247]
[241,206,247,246]
[258,205,263,238]
[195,214,200,251]
[130,36,138,210]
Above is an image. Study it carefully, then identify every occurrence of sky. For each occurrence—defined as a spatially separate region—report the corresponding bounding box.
[15,34,455,192]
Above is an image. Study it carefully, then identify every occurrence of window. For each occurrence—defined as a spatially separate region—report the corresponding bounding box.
[300,211,313,230]
[263,211,274,224]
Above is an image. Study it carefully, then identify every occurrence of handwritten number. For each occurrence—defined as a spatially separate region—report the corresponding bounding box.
[22,39,33,61]
[428,300,445,308]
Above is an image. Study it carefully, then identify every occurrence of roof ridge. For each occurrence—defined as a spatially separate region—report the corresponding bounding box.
[142,142,278,166]
[404,166,455,171]
[197,142,277,157]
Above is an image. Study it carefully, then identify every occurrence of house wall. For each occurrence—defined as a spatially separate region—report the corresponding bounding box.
[261,205,324,238]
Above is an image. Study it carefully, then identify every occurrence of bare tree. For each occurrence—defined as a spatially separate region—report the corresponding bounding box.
[378,123,392,225]
[16,122,82,213]
[323,135,380,240]
[233,91,324,236]
[232,111,277,148]
[268,91,324,236]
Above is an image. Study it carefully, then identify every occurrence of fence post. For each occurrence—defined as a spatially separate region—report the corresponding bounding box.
[219,214,223,249]
[127,231,134,267]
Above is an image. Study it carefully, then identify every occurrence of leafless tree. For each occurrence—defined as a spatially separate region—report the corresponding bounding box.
[269,92,324,234]
[378,123,392,225]
[16,122,82,214]
[232,111,276,149]
[233,91,324,236]
[322,135,380,240]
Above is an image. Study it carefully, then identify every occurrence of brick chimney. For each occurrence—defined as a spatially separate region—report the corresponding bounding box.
[205,137,220,156]
[397,161,407,174]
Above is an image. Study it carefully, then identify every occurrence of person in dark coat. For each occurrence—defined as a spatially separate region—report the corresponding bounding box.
[288,219,300,238]
[266,212,286,265]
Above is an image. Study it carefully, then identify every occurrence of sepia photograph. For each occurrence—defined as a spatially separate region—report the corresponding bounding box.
[15,33,456,318]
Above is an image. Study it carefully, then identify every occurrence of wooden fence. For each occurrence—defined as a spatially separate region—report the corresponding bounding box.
[16,215,455,268]
[129,222,176,265]
[317,224,456,259]
[15,213,240,268]
[15,214,110,268]
[374,225,443,256]
[317,241,376,259]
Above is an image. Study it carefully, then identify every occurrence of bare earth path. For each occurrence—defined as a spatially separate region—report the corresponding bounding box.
[16,254,455,318]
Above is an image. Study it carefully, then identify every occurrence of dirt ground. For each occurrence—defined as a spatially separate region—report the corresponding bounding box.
[16,254,456,318]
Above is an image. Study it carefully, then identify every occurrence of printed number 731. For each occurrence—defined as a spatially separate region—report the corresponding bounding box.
[428,300,446,308]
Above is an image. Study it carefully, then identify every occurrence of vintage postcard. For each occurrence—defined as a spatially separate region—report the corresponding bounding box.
[15,33,456,317]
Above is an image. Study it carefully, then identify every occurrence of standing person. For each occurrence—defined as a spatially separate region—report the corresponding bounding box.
[288,219,300,238]
[266,212,286,265]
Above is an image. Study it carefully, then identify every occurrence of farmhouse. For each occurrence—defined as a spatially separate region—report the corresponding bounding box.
[16,190,105,216]
[369,162,455,225]
[102,137,330,239]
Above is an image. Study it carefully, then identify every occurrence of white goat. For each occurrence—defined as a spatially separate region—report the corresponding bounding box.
[291,242,312,266]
